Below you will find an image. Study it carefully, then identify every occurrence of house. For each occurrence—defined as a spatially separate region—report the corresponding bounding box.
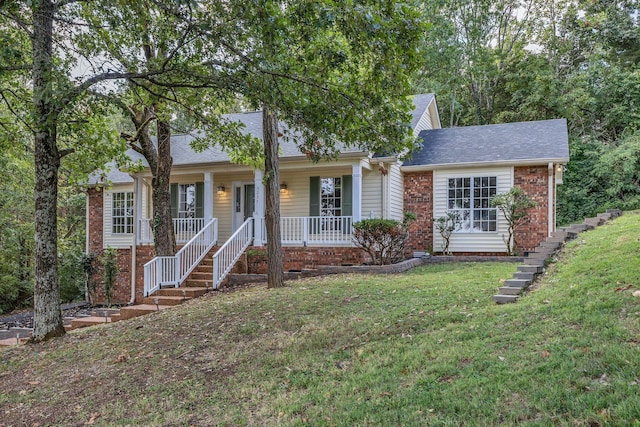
[86,94,569,304]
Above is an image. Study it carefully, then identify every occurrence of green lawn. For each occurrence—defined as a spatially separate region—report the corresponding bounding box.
[1,212,639,426]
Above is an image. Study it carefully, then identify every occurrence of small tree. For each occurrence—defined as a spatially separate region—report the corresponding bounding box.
[101,247,119,307]
[434,211,461,255]
[353,212,415,265]
[491,186,537,255]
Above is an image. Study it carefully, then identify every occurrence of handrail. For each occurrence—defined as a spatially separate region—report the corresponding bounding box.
[138,218,206,244]
[143,218,218,297]
[175,218,218,284]
[212,218,254,289]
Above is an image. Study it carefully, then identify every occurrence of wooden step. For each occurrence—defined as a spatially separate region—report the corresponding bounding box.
[493,295,518,304]
[142,295,192,306]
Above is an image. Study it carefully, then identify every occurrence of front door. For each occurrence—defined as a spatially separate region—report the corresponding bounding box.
[232,183,255,231]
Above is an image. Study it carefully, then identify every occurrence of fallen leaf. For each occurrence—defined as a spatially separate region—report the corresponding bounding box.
[540,350,551,358]
[615,285,632,292]
[86,412,100,425]
[379,391,392,397]
[633,291,640,297]
[27,381,40,385]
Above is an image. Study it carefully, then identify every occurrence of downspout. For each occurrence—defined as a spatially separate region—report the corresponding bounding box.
[85,189,90,303]
[548,163,553,237]
[130,175,138,304]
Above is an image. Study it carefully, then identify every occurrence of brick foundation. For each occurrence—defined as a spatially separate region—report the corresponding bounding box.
[247,246,365,273]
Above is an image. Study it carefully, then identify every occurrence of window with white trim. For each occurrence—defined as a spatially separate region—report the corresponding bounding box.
[112,192,134,234]
[321,177,342,217]
[178,184,196,218]
[447,176,497,232]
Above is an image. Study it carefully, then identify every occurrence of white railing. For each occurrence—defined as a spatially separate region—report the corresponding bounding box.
[261,216,353,245]
[175,218,218,285]
[143,218,218,297]
[143,256,178,297]
[212,218,254,289]
[138,218,206,244]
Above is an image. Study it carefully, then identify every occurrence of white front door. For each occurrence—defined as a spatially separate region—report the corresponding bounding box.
[232,182,255,232]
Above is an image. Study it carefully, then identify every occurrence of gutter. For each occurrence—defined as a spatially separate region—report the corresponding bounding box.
[401,157,570,172]
[548,163,554,237]
[130,175,138,304]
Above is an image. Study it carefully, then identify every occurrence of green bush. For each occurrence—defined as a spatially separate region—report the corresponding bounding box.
[352,213,415,265]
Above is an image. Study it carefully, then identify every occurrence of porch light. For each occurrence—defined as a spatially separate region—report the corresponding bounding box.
[279,183,288,193]
[216,185,225,195]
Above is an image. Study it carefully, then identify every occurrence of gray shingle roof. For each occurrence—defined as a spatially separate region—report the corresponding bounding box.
[90,94,436,184]
[403,119,569,168]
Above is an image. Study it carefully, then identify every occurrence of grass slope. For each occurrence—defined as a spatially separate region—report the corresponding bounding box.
[1,212,639,426]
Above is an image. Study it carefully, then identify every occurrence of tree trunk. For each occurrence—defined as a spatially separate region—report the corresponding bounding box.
[262,106,284,288]
[31,0,65,341]
[152,120,176,256]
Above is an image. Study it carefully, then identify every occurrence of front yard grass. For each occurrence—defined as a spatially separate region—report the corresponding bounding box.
[1,212,639,426]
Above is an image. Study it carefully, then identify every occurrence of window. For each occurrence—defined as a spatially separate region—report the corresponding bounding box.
[321,177,341,217]
[178,184,196,218]
[112,192,134,234]
[447,176,497,232]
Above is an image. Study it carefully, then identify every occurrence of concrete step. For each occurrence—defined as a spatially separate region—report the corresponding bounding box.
[513,271,536,281]
[606,209,623,217]
[142,295,192,306]
[69,316,112,330]
[503,278,531,288]
[156,287,208,298]
[493,295,518,304]
[527,252,552,260]
[517,265,544,273]
[117,304,169,320]
[556,228,579,238]
[499,286,524,296]
[597,212,612,221]
[568,223,591,232]
[584,217,604,227]
[539,240,562,249]
[524,257,547,266]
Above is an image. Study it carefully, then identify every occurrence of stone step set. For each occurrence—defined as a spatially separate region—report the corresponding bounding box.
[493,209,623,304]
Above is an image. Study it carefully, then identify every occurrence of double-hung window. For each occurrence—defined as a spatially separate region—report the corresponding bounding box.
[447,176,497,232]
[112,192,134,234]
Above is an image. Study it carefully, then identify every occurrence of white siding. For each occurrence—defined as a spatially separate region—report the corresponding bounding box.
[414,109,433,134]
[103,185,135,249]
[433,167,513,253]
[362,168,382,219]
[388,163,403,221]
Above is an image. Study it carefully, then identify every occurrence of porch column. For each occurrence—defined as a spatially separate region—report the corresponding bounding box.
[134,175,143,241]
[204,172,213,222]
[352,164,362,223]
[254,169,266,245]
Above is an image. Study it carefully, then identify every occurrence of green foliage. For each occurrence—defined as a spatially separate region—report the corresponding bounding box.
[353,214,415,265]
[101,247,119,307]
[491,186,536,255]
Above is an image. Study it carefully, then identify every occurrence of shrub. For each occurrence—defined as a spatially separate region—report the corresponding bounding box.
[101,247,119,307]
[352,213,415,265]
[491,186,536,255]
[434,211,461,255]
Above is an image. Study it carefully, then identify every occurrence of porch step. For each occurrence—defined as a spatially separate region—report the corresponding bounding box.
[142,295,193,306]
[156,287,208,298]
[69,316,113,330]
[117,304,170,321]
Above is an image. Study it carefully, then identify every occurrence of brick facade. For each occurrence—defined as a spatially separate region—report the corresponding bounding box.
[403,171,434,254]
[513,165,551,253]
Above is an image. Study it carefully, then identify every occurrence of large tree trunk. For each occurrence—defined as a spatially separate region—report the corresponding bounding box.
[152,120,176,256]
[31,0,65,341]
[262,106,284,288]
[127,106,176,257]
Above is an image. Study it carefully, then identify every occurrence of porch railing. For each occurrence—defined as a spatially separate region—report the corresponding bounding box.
[212,218,253,289]
[139,217,206,244]
[260,216,353,245]
[143,218,218,297]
